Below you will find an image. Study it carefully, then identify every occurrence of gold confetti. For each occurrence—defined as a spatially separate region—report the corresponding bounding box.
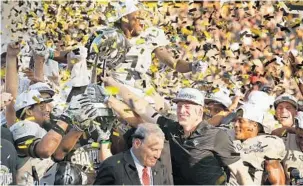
[105,86,120,95]
[150,64,158,73]
[181,27,193,35]
[136,38,145,45]
[212,88,220,93]
[91,142,100,148]
[182,79,191,87]
[92,43,99,53]
[268,109,275,115]
[113,131,119,136]
[203,31,211,40]
[32,96,41,104]
[145,87,156,96]
[0,69,6,78]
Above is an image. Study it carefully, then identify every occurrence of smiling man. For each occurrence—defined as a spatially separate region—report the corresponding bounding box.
[272,94,298,137]
[232,103,286,185]
[101,75,254,185]
[94,123,171,185]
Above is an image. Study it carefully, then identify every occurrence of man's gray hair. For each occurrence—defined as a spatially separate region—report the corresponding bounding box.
[133,123,165,142]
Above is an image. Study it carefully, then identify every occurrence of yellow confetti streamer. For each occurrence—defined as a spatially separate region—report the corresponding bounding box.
[187,35,198,42]
[296,44,303,51]
[181,27,193,35]
[92,43,99,53]
[203,31,211,40]
[0,68,6,78]
[283,46,289,52]
[201,20,210,27]
[212,88,220,93]
[32,96,41,104]
[268,109,275,115]
[277,2,284,8]
[182,79,191,87]
[145,87,156,96]
[105,86,120,95]
[250,28,262,36]
[91,142,100,148]
[113,131,119,137]
[150,64,158,73]
[18,145,28,149]
[136,38,145,45]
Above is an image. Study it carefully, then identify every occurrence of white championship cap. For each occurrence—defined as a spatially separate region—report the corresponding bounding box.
[28,82,55,97]
[237,103,265,124]
[205,87,232,108]
[14,90,53,113]
[247,90,273,111]
[172,88,205,106]
[274,93,298,109]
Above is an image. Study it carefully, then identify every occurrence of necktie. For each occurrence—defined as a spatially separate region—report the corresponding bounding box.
[142,167,150,186]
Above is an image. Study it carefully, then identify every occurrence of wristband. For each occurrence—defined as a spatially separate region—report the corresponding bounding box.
[59,114,73,126]
[100,140,111,144]
[28,138,41,158]
[49,49,55,59]
[51,124,66,137]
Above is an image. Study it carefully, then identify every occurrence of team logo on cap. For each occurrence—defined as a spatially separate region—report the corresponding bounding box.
[179,93,197,100]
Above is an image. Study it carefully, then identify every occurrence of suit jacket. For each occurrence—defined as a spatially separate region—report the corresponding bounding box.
[94,150,172,185]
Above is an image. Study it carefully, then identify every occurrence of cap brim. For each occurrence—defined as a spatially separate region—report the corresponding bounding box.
[204,98,228,108]
[274,100,298,109]
[42,98,53,103]
[172,98,202,106]
[39,89,55,97]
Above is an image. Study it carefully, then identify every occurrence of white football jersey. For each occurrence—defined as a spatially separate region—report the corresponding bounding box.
[112,26,170,87]
[10,120,47,141]
[233,135,286,185]
[10,120,54,185]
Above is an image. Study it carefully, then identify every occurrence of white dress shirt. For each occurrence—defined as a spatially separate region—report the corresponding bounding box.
[130,148,153,185]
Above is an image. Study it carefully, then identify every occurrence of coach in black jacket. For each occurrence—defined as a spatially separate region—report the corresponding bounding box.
[94,123,172,185]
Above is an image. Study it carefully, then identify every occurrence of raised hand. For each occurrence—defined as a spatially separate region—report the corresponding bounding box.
[6,42,21,57]
[0,92,13,109]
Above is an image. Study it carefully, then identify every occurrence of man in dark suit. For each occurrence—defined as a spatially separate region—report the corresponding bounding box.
[94,123,172,185]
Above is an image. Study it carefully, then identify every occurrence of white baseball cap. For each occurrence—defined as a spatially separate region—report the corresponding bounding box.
[274,93,298,110]
[29,82,55,97]
[205,87,232,108]
[108,0,139,23]
[237,103,265,124]
[14,90,53,113]
[172,88,205,106]
[247,90,273,111]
